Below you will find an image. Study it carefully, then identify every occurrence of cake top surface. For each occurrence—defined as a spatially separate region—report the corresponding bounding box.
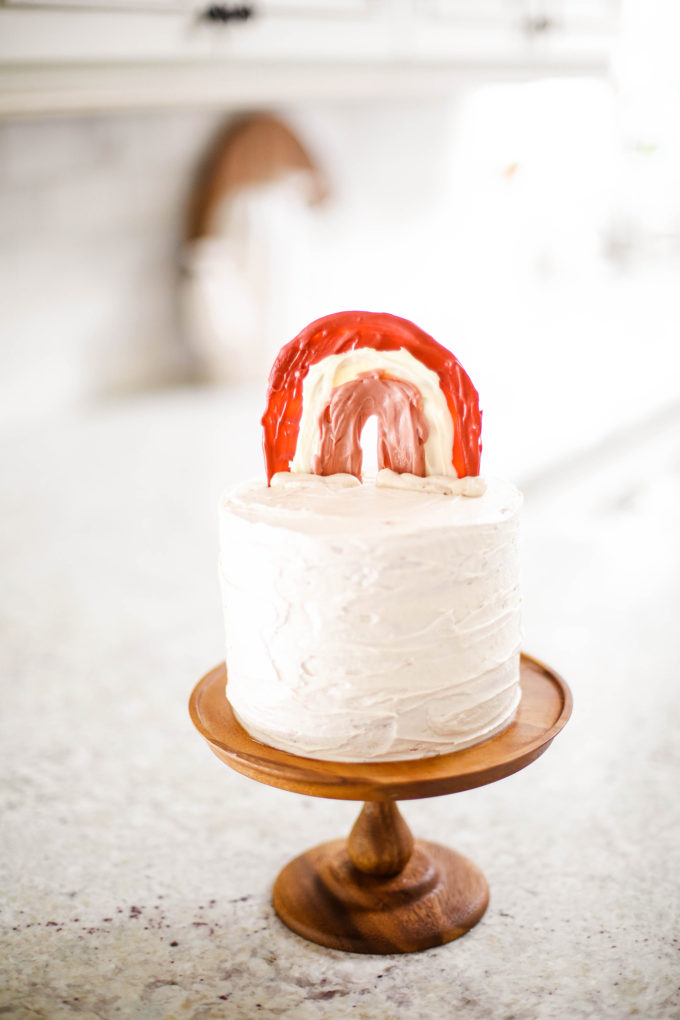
[223,474,521,536]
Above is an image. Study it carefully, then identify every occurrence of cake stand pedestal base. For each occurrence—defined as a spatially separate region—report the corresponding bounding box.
[273,802,488,954]
[190,654,572,956]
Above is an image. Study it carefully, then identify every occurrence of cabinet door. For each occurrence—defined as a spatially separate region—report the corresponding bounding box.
[417,1,509,19]
[260,0,371,11]
[4,0,186,8]
[4,0,372,10]
[416,0,619,33]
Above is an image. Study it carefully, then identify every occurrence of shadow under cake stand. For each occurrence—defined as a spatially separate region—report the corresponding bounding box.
[189,653,571,955]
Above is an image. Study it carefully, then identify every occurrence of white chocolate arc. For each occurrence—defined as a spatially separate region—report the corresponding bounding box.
[219,476,522,762]
[272,469,487,497]
[290,347,457,477]
[375,469,487,497]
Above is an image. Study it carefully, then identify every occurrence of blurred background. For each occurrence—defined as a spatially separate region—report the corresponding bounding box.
[2,3,680,1017]
[1,0,679,479]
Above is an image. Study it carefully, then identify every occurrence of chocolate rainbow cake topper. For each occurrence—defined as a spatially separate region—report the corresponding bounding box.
[262,310,482,484]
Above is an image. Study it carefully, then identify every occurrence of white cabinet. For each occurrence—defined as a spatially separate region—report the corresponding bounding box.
[7,0,185,8]
[4,0,371,8]
[0,0,620,117]
[407,0,620,63]
[262,1,372,10]
[420,0,618,31]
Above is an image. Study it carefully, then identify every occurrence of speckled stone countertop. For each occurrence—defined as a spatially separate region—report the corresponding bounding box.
[1,390,679,1020]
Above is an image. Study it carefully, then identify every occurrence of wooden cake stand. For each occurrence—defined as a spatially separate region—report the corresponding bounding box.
[189,653,571,955]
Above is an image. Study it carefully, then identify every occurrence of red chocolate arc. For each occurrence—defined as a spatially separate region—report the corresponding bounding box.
[262,310,482,484]
[314,372,429,478]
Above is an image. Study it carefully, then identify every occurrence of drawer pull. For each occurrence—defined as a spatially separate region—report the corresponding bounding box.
[200,4,254,23]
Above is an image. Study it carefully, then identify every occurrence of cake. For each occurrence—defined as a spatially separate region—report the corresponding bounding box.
[219,311,522,762]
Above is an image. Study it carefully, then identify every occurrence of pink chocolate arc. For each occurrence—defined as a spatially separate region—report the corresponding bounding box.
[262,311,481,484]
[313,372,429,478]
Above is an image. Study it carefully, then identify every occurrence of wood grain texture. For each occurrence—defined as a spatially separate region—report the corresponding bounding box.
[190,653,571,955]
[185,113,326,242]
[189,653,572,802]
[347,802,414,876]
[272,836,489,954]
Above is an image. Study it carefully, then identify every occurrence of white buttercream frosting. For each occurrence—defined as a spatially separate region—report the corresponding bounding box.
[219,476,522,762]
[271,471,361,490]
[375,468,487,497]
[290,347,457,477]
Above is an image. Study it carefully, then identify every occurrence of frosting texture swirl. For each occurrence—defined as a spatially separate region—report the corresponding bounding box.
[219,476,522,762]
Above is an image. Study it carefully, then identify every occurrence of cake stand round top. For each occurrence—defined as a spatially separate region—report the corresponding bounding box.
[189,653,571,802]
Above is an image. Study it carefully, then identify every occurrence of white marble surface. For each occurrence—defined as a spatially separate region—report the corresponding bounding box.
[1,389,679,1019]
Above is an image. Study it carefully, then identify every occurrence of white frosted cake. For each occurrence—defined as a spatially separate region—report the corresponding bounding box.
[220,473,521,762]
[219,310,523,762]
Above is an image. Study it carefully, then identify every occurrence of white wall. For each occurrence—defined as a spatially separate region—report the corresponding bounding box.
[1,85,678,483]
[0,110,221,425]
[0,101,458,428]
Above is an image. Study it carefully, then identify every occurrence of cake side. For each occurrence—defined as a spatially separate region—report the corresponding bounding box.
[219,477,522,762]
